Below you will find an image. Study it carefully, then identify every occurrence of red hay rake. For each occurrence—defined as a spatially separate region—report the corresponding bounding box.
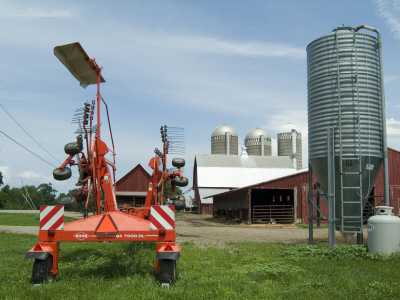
[25,42,188,285]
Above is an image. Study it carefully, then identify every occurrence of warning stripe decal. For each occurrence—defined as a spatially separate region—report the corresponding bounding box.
[150,205,175,230]
[40,206,64,230]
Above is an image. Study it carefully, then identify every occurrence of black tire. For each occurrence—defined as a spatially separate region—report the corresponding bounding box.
[32,256,54,284]
[174,176,188,187]
[64,142,81,155]
[159,259,176,284]
[53,167,72,181]
[174,199,186,210]
[172,158,185,168]
[57,196,75,205]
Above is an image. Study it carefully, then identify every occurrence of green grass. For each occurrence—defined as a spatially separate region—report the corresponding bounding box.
[0,213,78,226]
[1,232,400,300]
[296,223,329,229]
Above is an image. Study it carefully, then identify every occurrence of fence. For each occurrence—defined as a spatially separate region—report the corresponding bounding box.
[252,205,294,224]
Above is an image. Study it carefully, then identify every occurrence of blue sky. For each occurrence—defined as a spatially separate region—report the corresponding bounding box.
[1,0,400,195]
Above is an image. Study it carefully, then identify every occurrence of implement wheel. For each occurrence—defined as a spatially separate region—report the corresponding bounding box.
[32,256,54,284]
[174,199,186,210]
[174,176,188,187]
[159,259,176,284]
[172,158,185,168]
[53,167,72,181]
[64,142,81,155]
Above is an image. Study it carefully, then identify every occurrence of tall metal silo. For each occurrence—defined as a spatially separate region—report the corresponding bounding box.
[278,124,302,170]
[244,128,272,156]
[211,125,238,155]
[307,25,388,238]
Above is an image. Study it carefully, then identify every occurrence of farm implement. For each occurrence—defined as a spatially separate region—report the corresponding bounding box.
[25,42,188,284]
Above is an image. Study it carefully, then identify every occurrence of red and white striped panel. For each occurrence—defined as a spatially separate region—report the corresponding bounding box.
[150,205,175,230]
[40,206,64,230]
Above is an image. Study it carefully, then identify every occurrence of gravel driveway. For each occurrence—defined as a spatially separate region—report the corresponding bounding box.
[0,211,367,246]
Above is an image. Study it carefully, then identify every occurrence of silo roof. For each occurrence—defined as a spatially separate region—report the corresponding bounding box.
[211,124,238,137]
[279,123,300,134]
[245,128,271,140]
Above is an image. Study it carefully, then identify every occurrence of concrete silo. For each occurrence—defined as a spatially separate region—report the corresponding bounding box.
[211,125,238,155]
[244,128,272,156]
[278,124,302,170]
[307,25,388,239]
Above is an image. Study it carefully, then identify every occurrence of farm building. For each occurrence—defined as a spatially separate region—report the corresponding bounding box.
[193,153,297,214]
[115,164,151,207]
[209,148,400,224]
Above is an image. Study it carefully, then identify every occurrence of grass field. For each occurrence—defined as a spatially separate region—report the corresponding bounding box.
[0,213,77,226]
[1,215,400,299]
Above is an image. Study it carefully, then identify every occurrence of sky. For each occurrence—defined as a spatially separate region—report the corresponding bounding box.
[1,0,400,196]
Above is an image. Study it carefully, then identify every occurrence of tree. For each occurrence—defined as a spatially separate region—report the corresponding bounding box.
[164,181,182,200]
[0,171,3,187]
[0,183,58,209]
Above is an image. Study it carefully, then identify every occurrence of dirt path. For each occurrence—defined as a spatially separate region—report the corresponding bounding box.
[0,213,367,246]
[176,215,367,247]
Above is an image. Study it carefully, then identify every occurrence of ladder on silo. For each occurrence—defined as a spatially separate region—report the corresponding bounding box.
[336,30,364,236]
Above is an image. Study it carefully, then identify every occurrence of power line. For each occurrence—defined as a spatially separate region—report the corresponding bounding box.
[0,103,61,164]
[0,129,58,169]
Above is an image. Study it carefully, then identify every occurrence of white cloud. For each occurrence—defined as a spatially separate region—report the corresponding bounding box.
[163,36,305,59]
[3,9,72,18]
[126,33,306,59]
[18,171,44,180]
[0,2,75,19]
[0,166,11,178]
[375,0,400,41]
[385,75,400,83]
[387,117,400,135]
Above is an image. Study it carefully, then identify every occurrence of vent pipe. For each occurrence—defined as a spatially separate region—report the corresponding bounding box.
[291,129,297,169]
[225,131,230,155]
[260,135,265,156]
[355,24,389,206]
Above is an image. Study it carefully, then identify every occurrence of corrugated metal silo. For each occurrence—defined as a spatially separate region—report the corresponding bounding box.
[245,128,272,156]
[278,124,302,170]
[307,26,385,236]
[211,125,238,155]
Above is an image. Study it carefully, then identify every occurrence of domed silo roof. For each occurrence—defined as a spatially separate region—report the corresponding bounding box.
[244,127,272,156]
[245,128,271,140]
[279,123,300,134]
[211,125,238,137]
[211,124,238,155]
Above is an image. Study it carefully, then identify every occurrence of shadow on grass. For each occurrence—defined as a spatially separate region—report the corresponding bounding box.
[59,241,157,279]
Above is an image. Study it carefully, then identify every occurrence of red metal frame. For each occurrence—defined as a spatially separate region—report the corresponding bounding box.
[26,42,181,281]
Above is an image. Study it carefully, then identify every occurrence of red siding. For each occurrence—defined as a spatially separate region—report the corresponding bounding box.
[373,148,400,215]
[116,164,151,192]
[249,171,321,223]
[246,148,400,222]
[201,204,213,215]
[197,148,400,221]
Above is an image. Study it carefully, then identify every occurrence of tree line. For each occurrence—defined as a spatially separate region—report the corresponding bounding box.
[0,171,181,210]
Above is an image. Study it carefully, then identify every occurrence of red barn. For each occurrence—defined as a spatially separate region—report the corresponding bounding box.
[211,148,400,224]
[115,164,151,207]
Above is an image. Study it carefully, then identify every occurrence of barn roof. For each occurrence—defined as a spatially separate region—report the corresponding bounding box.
[195,154,296,190]
[204,168,309,199]
[196,154,294,168]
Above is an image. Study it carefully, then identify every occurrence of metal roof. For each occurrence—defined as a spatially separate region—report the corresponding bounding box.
[196,154,294,168]
[245,128,271,140]
[211,125,238,137]
[195,154,296,189]
[198,188,231,204]
[204,168,309,199]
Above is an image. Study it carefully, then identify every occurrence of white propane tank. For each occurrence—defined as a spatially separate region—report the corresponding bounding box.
[368,206,400,255]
